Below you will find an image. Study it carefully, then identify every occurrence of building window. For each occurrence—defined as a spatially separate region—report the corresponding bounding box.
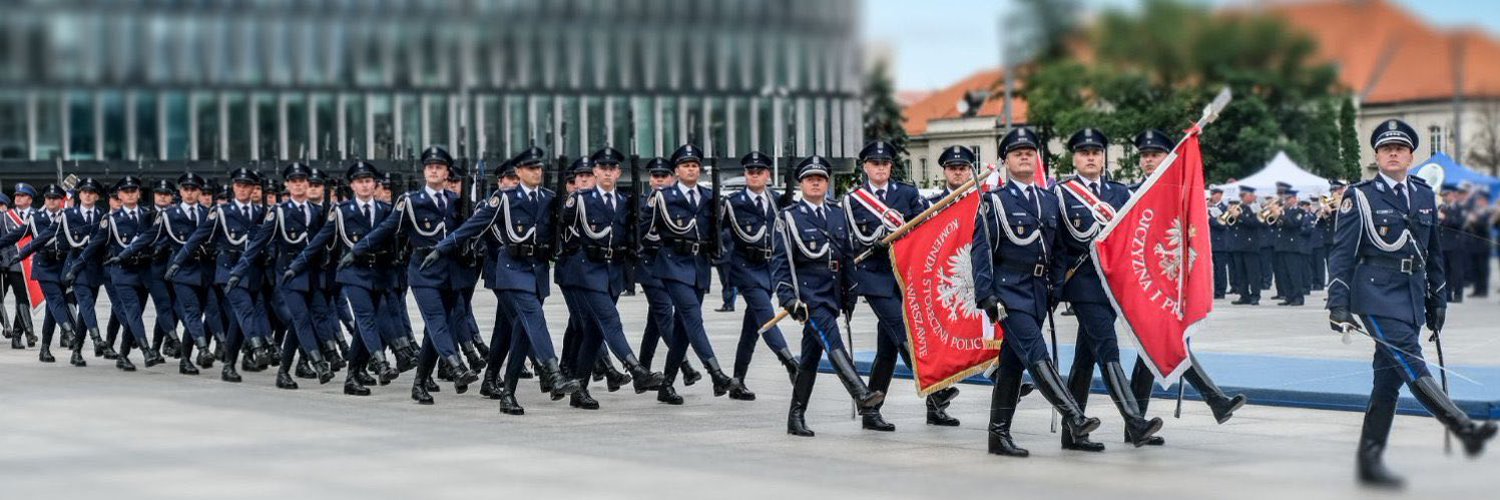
[163,92,189,160]
[0,92,23,159]
[369,94,393,159]
[66,92,95,160]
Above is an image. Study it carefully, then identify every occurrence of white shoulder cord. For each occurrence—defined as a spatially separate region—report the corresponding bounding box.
[775,215,801,301]
[274,206,308,245]
[108,213,133,248]
[844,202,886,246]
[401,195,447,238]
[163,209,188,245]
[334,204,357,248]
[216,206,249,246]
[988,192,1042,247]
[1053,185,1100,241]
[781,210,830,259]
[574,192,613,242]
[497,192,535,244]
[653,190,697,236]
[725,196,768,244]
[1349,188,1413,253]
[62,210,91,248]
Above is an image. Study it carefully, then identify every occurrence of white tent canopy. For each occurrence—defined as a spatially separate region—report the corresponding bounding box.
[1215,151,1331,197]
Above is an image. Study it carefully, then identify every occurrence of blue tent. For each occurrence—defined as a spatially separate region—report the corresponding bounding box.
[1411,153,1500,195]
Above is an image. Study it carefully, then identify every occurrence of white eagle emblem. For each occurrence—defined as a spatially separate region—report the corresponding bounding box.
[1153,218,1197,284]
[935,243,983,323]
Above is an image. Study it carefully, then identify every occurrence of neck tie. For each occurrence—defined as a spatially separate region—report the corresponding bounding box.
[876,188,886,202]
[529,191,538,205]
[605,193,614,212]
[362,203,372,226]
[128,210,136,224]
[84,210,91,225]
[815,207,825,223]
[1394,183,1409,213]
[755,196,764,215]
[688,189,697,207]
[1090,182,1100,197]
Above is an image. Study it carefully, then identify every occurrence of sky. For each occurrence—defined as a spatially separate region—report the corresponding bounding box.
[864,0,1500,91]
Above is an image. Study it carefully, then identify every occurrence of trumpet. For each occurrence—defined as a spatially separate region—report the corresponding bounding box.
[1316,194,1340,220]
[1258,197,1285,224]
[1218,201,1244,225]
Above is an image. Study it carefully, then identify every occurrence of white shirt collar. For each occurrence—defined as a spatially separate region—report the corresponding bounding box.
[519,185,538,198]
[676,182,698,199]
[597,187,617,198]
[1077,174,1102,186]
[234,200,253,211]
[424,186,445,200]
[803,198,826,211]
[180,202,198,212]
[1379,172,1408,192]
[868,181,890,192]
[1010,178,1035,192]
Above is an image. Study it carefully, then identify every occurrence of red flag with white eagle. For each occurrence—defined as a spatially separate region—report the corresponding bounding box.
[5,210,45,314]
[890,192,1002,396]
[1090,130,1213,384]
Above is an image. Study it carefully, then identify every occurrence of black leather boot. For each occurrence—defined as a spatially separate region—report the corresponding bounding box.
[411,376,435,405]
[141,340,166,367]
[10,333,23,349]
[244,336,268,369]
[306,349,334,385]
[295,356,317,379]
[1182,354,1246,424]
[116,354,137,371]
[1028,359,1101,440]
[352,368,376,386]
[828,348,885,409]
[26,330,37,347]
[1357,390,1402,489]
[444,354,479,394]
[321,340,346,372]
[1410,376,1497,457]
[461,342,487,372]
[91,328,117,359]
[275,370,299,389]
[38,345,55,363]
[622,355,666,393]
[727,378,756,401]
[423,376,441,393]
[702,358,733,397]
[1102,362,1163,448]
[988,367,1029,457]
[538,359,580,400]
[369,352,398,386]
[344,372,371,396]
[1128,358,1164,446]
[657,373,684,405]
[1062,360,1105,452]
[926,387,961,426]
[391,338,418,372]
[773,347,800,384]
[161,332,182,359]
[275,348,298,389]
[70,349,87,367]
[179,357,200,375]
[570,380,600,410]
[221,363,241,383]
[436,358,454,382]
[472,337,488,359]
[861,405,895,432]
[480,371,503,399]
[597,357,632,392]
[498,375,524,415]
[680,361,702,386]
[787,365,817,437]
[517,359,534,379]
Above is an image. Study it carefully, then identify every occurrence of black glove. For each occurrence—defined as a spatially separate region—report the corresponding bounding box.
[226,275,241,291]
[338,252,355,269]
[163,264,180,281]
[1426,305,1446,335]
[1329,307,1357,333]
[103,256,121,267]
[787,302,810,323]
[978,295,1006,323]
[420,250,444,271]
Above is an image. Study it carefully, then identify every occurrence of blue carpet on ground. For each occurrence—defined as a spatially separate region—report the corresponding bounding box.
[818,346,1500,419]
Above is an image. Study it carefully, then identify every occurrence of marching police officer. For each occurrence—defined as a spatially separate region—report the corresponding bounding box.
[971,127,1100,457]
[124,173,216,374]
[4,185,85,364]
[146,179,183,358]
[642,144,735,403]
[1438,184,1468,303]
[80,175,166,371]
[429,146,580,414]
[1271,190,1312,306]
[721,151,799,400]
[1054,128,1163,450]
[58,179,119,364]
[354,146,481,404]
[846,140,959,430]
[773,155,886,437]
[1328,119,1495,488]
[1,184,36,349]
[634,158,704,386]
[932,146,977,203]
[554,146,668,409]
[1227,186,1266,305]
[1208,187,1231,299]
[169,167,273,382]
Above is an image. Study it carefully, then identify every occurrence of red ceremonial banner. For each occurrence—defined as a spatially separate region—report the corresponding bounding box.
[6,210,44,313]
[1091,132,1214,384]
[891,192,1002,396]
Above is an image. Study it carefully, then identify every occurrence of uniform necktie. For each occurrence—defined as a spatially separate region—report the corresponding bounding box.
[361,203,372,226]
[688,189,698,207]
[189,206,198,224]
[876,188,886,202]
[605,193,615,212]
[1090,182,1100,197]
[1394,183,1409,213]
[84,210,91,225]
[436,193,446,213]
[241,205,250,221]
[815,206,825,223]
[128,210,136,224]
[529,191,538,205]
[755,196,764,215]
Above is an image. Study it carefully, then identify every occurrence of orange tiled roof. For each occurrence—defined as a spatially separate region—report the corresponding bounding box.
[1266,0,1500,104]
[902,68,1028,136]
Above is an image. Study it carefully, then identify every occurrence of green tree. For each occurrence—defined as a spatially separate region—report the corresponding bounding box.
[1337,96,1362,180]
[863,59,907,152]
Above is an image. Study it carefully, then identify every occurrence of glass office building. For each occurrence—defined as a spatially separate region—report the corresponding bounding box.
[0,0,863,183]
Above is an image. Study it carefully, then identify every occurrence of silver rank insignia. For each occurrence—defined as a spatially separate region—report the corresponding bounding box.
[1018,226,1028,234]
[1073,218,1082,227]
[1379,226,1388,236]
[515,225,524,233]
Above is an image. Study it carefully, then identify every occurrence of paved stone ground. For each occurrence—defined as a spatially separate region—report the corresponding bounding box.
[2,267,1498,499]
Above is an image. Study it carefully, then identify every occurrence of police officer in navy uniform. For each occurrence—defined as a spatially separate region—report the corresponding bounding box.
[4,185,85,365]
[719,151,799,401]
[1437,184,1468,303]
[554,146,668,409]
[1053,128,1163,450]
[773,155,886,437]
[931,146,977,203]
[634,158,703,384]
[123,173,217,374]
[846,140,960,430]
[56,178,119,363]
[76,175,166,371]
[1227,186,1266,305]
[1208,187,1231,298]
[1272,190,1314,306]
[642,144,735,403]
[234,162,336,389]
[433,146,581,414]
[353,146,481,404]
[169,167,273,382]
[291,161,396,396]
[1328,119,1495,488]
[145,179,183,358]
[0,184,37,349]
[555,156,597,392]
[971,127,1101,457]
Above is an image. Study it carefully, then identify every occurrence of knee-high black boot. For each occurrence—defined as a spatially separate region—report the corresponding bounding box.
[988,366,1028,457]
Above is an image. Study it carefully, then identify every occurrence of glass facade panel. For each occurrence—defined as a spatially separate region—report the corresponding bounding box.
[0,92,23,159]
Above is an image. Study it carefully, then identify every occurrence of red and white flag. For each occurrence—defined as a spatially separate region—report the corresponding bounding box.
[890,192,1002,396]
[1091,130,1213,384]
[6,210,45,314]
